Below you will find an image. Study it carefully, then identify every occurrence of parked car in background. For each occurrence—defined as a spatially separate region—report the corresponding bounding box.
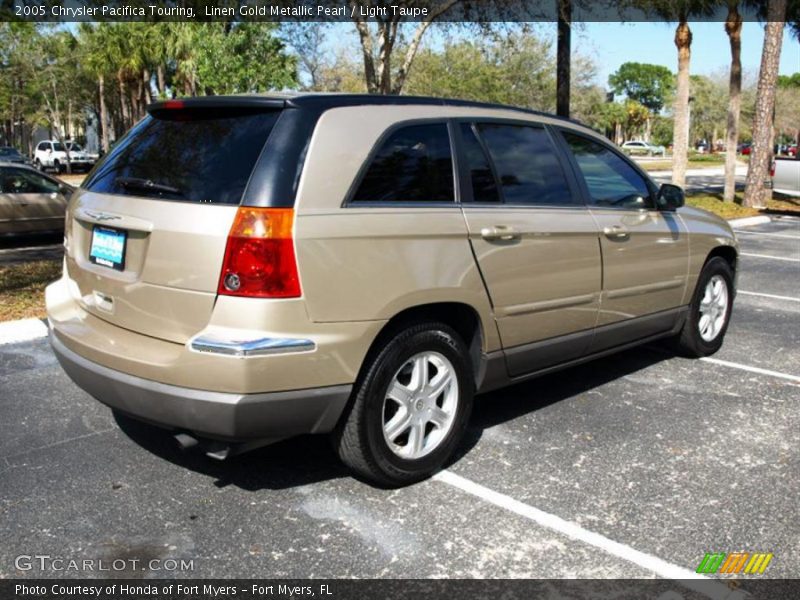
[772,156,800,197]
[788,145,798,157]
[34,140,95,173]
[0,146,31,165]
[738,143,752,155]
[47,93,738,486]
[621,140,666,156]
[66,142,100,163]
[0,163,74,234]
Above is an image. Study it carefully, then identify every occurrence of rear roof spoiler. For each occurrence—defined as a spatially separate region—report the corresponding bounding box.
[147,96,287,113]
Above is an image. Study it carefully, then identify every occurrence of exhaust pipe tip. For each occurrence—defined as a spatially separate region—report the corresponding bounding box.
[174,432,199,451]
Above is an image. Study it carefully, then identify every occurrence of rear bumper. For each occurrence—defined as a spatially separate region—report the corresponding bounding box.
[51,332,351,441]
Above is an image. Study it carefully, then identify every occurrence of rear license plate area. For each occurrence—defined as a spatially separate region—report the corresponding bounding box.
[89,226,127,271]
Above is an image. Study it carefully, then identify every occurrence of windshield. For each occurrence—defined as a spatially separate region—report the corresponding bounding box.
[84,107,280,204]
[0,147,21,156]
[67,143,83,151]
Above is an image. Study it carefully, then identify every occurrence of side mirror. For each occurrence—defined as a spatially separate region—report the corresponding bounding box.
[59,184,74,200]
[657,183,685,211]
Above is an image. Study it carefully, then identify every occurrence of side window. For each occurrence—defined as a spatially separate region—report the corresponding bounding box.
[477,124,575,206]
[36,142,47,152]
[459,123,500,203]
[1,169,59,194]
[563,132,653,209]
[351,123,454,203]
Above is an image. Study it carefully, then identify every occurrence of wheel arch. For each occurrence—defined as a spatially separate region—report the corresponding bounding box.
[705,245,738,273]
[359,302,486,390]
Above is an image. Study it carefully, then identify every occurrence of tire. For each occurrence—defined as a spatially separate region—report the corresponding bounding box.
[673,257,734,357]
[53,160,63,174]
[34,159,42,171]
[333,321,474,487]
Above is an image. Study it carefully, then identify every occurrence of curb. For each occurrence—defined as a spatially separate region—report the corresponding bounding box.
[728,215,771,228]
[0,318,49,346]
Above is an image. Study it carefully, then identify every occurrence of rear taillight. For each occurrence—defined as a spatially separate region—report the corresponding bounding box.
[770,161,776,177]
[217,208,300,298]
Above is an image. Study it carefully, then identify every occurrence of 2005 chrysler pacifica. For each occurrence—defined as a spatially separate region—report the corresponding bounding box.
[47,94,737,486]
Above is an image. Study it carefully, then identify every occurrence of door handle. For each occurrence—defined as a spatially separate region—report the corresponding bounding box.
[480,225,520,241]
[603,225,630,240]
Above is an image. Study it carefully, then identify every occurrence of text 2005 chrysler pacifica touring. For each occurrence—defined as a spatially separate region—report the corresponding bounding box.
[46,94,737,486]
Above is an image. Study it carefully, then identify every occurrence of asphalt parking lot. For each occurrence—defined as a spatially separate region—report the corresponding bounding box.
[1,217,798,591]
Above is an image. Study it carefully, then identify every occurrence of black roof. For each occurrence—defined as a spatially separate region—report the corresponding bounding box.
[147,92,589,129]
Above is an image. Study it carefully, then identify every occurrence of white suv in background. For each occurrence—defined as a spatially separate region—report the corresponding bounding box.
[621,140,666,157]
[34,140,95,173]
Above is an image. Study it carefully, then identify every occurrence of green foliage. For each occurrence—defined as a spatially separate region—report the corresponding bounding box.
[651,115,674,146]
[689,74,727,143]
[194,23,296,95]
[777,73,800,88]
[608,62,674,113]
[404,31,601,116]
[404,34,557,111]
[0,23,298,153]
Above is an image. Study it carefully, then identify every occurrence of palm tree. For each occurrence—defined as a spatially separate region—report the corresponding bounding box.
[638,1,717,188]
[78,23,114,153]
[743,0,788,208]
[722,1,743,203]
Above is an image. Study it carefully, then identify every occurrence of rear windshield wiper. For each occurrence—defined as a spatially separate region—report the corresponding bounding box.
[116,176,183,196]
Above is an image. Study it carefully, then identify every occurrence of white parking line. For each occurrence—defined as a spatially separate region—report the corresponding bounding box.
[738,290,800,303]
[435,471,738,599]
[0,243,62,255]
[700,357,800,383]
[0,318,49,345]
[740,252,800,262]
[733,230,799,239]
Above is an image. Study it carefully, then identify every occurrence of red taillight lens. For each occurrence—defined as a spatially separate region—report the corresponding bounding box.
[770,161,776,177]
[218,208,300,298]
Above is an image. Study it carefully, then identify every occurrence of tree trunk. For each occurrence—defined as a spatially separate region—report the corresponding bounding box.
[556,0,572,118]
[130,88,140,123]
[157,65,166,98]
[98,75,109,153]
[723,3,743,203]
[143,69,152,106]
[118,72,130,129]
[744,0,787,208]
[671,20,692,188]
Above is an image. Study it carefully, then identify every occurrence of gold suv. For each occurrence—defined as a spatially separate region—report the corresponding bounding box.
[46,94,738,486]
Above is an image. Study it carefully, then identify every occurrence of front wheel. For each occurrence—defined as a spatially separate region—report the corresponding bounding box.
[673,257,734,357]
[333,321,474,487]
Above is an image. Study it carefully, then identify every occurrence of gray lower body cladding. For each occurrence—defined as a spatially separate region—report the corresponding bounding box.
[50,333,352,442]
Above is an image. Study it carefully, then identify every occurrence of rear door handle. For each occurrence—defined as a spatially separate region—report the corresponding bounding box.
[603,225,630,240]
[480,225,520,241]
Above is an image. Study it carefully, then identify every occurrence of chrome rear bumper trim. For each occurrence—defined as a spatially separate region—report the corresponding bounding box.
[189,335,315,357]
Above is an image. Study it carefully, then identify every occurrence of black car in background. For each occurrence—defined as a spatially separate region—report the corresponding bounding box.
[0,146,30,165]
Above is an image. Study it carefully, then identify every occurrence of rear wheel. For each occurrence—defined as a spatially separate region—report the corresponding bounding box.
[34,158,43,171]
[53,160,63,174]
[333,321,473,487]
[673,257,734,357]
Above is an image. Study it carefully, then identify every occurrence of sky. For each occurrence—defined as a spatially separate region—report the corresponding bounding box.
[578,22,800,85]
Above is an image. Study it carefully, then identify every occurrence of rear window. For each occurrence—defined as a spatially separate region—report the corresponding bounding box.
[84,108,280,205]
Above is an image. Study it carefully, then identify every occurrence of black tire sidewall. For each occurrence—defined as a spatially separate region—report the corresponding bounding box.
[361,326,473,480]
[687,257,734,354]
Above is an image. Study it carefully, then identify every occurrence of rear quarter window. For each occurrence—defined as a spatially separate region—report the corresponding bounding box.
[350,123,454,204]
[84,108,280,205]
